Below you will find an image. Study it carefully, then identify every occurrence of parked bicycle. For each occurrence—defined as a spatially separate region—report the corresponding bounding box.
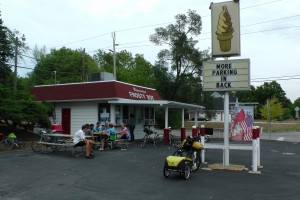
[140,127,163,148]
[0,133,26,151]
[168,127,182,146]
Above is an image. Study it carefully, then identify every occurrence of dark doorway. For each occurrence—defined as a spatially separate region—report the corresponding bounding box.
[61,108,71,134]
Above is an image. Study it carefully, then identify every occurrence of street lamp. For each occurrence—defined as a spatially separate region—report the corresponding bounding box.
[109,44,119,80]
[54,71,56,84]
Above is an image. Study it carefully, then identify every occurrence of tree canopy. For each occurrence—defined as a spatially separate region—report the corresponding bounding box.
[150,9,210,103]
[29,47,98,85]
[0,11,13,86]
[260,97,284,122]
[93,50,155,87]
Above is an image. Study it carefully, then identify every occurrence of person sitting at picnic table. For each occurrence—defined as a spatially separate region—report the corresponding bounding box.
[118,123,130,140]
[88,123,95,136]
[98,121,109,151]
[107,122,116,141]
[73,124,95,159]
[98,122,116,151]
[93,122,101,142]
[85,123,94,136]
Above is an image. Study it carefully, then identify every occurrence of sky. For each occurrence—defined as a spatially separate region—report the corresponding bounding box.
[1,0,300,102]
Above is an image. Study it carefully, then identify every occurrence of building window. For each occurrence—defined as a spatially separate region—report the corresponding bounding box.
[98,103,110,122]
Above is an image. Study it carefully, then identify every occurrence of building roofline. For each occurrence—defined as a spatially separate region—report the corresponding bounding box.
[34,80,157,91]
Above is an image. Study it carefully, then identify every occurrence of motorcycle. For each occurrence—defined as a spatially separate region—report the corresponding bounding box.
[163,136,203,180]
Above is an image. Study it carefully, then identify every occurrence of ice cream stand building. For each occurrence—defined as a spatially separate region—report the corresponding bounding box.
[31,78,204,138]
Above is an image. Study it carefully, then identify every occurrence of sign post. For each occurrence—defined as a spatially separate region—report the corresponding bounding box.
[207,0,246,167]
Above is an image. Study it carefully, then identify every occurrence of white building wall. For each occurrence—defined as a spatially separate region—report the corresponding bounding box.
[54,102,98,135]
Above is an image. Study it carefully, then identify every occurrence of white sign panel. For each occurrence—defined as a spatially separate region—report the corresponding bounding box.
[203,59,250,91]
[211,1,240,57]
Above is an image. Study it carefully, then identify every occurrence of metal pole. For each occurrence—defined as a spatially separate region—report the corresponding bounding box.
[82,48,85,82]
[223,57,230,166]
[267,99,271,139]
[54,71,56,84]
[224,91,230,166]
[14,37,18,90]
[112,32,116,80]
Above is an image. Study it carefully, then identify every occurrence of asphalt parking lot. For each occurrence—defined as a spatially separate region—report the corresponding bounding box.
[1,139,300,200]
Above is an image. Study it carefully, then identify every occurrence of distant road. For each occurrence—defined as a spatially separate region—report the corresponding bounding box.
[260,132,300,143]
[172,129,300,143]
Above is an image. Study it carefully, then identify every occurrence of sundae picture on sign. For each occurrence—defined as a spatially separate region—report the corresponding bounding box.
[210,1,240,57]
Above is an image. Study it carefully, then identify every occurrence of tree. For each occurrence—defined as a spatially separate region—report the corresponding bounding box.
[32,45,47,65]
[260,97,284,121]
[29,47,98,85]
[234,85,257,103]
[256,81,291,108]
[93,50,155,87]
[0,86,51,130]
[149,9,210,102]
[0,11,13,86]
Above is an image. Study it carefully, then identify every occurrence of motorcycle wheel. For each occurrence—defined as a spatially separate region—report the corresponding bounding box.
[190,150,201,172]
[183,163,191,180]
[163,166,170,178]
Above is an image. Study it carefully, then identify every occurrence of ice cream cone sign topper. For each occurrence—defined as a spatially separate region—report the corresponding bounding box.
[210,1,240,57]
[216,5,234,52]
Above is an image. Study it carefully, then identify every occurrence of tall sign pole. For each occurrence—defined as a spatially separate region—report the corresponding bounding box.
[205,0,244,167]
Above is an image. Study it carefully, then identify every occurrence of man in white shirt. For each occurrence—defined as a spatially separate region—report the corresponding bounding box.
[74,124,95,159]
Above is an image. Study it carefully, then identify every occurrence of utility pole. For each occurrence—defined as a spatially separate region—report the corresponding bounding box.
[82,48,85,82]
[14,37,18,90]
[267,98,271,139]
[112,32,116,80]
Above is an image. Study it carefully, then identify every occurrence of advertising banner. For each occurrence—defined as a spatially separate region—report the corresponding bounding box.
[230,106,254,141]
[211,1,240,57]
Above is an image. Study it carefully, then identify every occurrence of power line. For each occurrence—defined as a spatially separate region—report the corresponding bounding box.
[242,24,300,35]
[50,33,111,49]
[90,23,300,51]
[252,77,300,82]
[19,53,40,61]
[252,75,300,81]
[241,0,284,10]
[44,0,287,49]
[200,14,300,35]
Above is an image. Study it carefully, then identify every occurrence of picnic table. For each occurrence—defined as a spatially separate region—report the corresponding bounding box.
[92,131,129,150]
[31,132,95,157]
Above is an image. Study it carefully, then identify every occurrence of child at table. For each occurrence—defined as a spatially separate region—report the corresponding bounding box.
[107,123,116,141]
[99,122,116,150]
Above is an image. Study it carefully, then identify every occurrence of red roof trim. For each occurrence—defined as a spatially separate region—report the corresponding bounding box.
[31,80,162,101]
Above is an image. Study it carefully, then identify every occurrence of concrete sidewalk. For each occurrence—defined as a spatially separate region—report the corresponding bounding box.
[0,139,300,200]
